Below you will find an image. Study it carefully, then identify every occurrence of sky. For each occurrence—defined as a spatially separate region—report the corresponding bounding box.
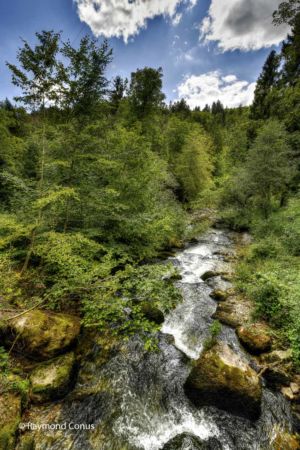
[0,0,290,109]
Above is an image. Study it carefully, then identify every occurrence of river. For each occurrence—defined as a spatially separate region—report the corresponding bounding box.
[18,229,293,450]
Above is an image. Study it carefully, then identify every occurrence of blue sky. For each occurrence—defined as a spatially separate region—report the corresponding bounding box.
[0,0,290,108]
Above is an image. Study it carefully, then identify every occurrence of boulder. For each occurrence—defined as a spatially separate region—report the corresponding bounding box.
[30,352,76,403]
[162,433,222,450]
[1,310,80,360]
[210,288,234,302]
[263,365,292,388]
[236,323,272,354]
[141,303,164,324]
[184,343,262,420]
[260,349,292,365]
[213,296,253,328]
[0,393,22,450]
[201,270,220,281]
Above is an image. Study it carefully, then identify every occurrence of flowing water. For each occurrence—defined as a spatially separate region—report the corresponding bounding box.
[18,229,293,450]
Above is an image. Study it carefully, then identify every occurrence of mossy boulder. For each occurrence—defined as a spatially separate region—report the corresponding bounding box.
[213,296,253,328]
[0,393,22,450]
[141,303,164,324]
[162,433,222,450]
[260,349,292,365]
[30,352,76,403]
[210,288,234,302]
[236,323,272,354]
[184,343,262,420]
[1,310,80,360]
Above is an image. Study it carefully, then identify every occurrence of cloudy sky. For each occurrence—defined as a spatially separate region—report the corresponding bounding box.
[0,0,289,109]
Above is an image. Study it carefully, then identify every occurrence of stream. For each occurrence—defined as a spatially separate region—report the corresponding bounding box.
[18,229,293,450]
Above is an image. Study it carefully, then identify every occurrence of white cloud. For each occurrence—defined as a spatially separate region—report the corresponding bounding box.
[200,0,290,51]
[75,0,196,42]
[177,71,256,109]
[172,13,183,26]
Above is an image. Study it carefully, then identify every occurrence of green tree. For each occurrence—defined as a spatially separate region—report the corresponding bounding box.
[281,13,300,85]
[6,31,64,273]
[61,36,112,116]
[109,76,128,113]
[175,127,213,202]
[245,120,294,217]
[128,67,165,118]
[250,50,280,119]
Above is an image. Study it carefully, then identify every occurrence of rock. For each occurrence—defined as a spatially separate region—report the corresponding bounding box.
[260,349,292,365]
[272,429,300,450]
[162,433,222,450]
[30,352,76,403]
[201,270,220,281]
[281,387,295,401]
[291,382,300,395]
[292,404,300,433]
[263,365,292,388]
[0,393,22,450]
[1,310,80,360]
[141,303,164,324]
[236,323,272,354]
[210,288,234,302]
[213,296,253,328]
[184,343,262,420]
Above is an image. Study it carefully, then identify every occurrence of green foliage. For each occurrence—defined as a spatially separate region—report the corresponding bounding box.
[174,126,213,202]
[128,67,165,118]
[236,198,300,366]
[82,263,182,339]
[250,50,280,120]
[203,320,222,351]
[0,347,9,373]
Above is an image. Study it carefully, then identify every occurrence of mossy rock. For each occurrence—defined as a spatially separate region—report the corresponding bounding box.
[201,270,220,281]
[260,349,292,365]
[17,435,35,450]
[162,433,222,449]
[210,288,234,302]
[30,352,76,403]
[140,303,164,324]
[184,343,262,420]
[1,310,80,360]
[213,296,253,328]
[0,392,22,450]
[272,429,300,450]
[236,323,272,354]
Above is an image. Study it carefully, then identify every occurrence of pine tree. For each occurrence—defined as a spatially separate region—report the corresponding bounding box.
[250,50,280,119]
[281,13,300,84]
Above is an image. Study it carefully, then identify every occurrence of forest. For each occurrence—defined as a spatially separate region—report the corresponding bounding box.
[0,1,300,448]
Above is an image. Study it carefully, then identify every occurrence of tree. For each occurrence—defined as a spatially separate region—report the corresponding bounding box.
[281,13,300,85]
[245,120,294,217]
[250,50,280,119]
[109,76,128,113]
[128,67,165,118]
[61,36,112,116]
[6,31,64,273]
[6,31,62,110]
[175,127,213,202]
[170,99,191,117]
[273,0,300,26]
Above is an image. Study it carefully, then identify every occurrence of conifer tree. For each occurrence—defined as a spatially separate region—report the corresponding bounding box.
[250,50,280,119]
